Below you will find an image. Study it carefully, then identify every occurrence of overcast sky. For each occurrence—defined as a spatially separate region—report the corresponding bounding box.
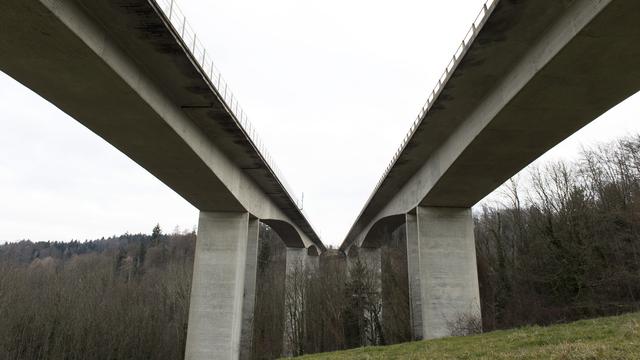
[1,0,639,246]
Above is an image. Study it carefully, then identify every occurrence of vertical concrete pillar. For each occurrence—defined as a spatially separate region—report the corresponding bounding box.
[282,247,307,357]
[305,256,319,272]
[286,247,307,274]
[405,211,423,340]
[345,245,357,278]
[360,246,382,345]
[239,218,260,360]
[304,247,320,272]
[185,212,259,360]
[361,246,382,317]
[406,207,480,340]
[359,247,382,284]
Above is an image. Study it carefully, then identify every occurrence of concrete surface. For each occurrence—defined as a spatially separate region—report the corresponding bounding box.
[411,207,480,339]
[342,0,640,252]
[405,211,423,340]
[0,0,323,251]
[185,212,258,360]
[239,218,260,360]
[5,0,640,354]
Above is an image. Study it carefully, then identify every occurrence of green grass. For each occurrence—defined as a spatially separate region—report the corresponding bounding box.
[295,312,640,359]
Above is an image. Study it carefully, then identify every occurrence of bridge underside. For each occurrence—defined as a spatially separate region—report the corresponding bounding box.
[0,0,324,359]
[345,0,640,252]
[3,0,640,357]
[343,0,640,343]
[0,0,322,245]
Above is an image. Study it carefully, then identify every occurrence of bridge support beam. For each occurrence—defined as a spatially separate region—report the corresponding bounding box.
[281,246,322,356]
[345,246,381,279]
[359,247,382,283]
[305,246,321,272]
[360,247,383,345]
[285,247,307,274]
[282,247,307,357]
[405,211,423,340]
[406,207,480,340]
[185,212,259,360]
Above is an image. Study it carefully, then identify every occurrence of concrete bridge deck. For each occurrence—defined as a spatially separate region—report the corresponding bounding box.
[341,0,640,341]
[0,0,323,250]
[0,0,324,358]
[3,0,640,358]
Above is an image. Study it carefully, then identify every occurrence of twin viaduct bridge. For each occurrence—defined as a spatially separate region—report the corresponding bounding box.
[1,0,639,358]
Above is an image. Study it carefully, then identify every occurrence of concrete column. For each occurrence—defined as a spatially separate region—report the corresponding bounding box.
[406,207,480,340]
[345,246,357,278]
[185,212,259,360]
[286,247,307,274]
[282,247,307,357]
[359,247,382,283]
[345,246,381,278]
[361,247,381,272]
[405,211,423,340]
[304,248,320,272]
[239,218,260,360]
[360,246,382,345]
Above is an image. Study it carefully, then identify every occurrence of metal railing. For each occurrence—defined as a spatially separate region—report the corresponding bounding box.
[372,0,499,194]
[153,0,304,212]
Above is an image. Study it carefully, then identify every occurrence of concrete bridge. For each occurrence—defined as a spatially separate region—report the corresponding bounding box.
[341,0,640,342]
[2,0,640,358]
[0,0,325,358]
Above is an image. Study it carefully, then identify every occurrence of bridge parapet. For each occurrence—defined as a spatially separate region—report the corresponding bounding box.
[153,0,306,213]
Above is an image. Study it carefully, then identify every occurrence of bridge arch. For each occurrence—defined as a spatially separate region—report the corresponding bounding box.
[261,219,305,248]
[307,244,321,256]
[345,244,358,258]
[360,214,406,248]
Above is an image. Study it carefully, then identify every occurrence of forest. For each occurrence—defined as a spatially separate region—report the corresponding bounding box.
[1,135,640,359]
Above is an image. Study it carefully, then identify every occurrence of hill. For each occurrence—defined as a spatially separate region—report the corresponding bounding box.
[295,312,640,359]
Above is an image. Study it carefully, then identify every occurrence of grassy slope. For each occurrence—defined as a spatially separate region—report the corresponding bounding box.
[295,312,640,360]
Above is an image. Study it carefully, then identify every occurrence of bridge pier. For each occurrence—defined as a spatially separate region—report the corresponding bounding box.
[185,212,260,360]
[344,245,384,346]
[406,207,480,340]
[345,246,381,280]
[359,247,382,284]
[305,246,321,272]
[285,247,308,274]
[360,247,383,345]
[281,246,321,357]
[282,247,308,357]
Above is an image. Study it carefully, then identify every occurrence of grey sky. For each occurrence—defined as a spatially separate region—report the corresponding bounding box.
[1,0,639,246]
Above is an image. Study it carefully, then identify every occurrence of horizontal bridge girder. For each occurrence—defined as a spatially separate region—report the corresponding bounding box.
[0,0,323,250]
[342,0,640,252]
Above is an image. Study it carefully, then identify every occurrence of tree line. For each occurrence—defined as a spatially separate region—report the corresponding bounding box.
[0,228,195,359]
[476,135,640,331]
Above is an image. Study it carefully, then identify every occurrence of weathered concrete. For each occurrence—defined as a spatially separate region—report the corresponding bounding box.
[306,246,321,272]
[360,247,382,345]
[340,0,640,341]
[360,247,382,289]
[185,212,259,360]
[0,3,326,356]
[286,247,308,274]
[0,0,323,250]
[405,211,423,340]
[344,245,357,277]
[342,0,640,253]
[282,247,307,357]
[239,218,260,360]
[408,207,480,339]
